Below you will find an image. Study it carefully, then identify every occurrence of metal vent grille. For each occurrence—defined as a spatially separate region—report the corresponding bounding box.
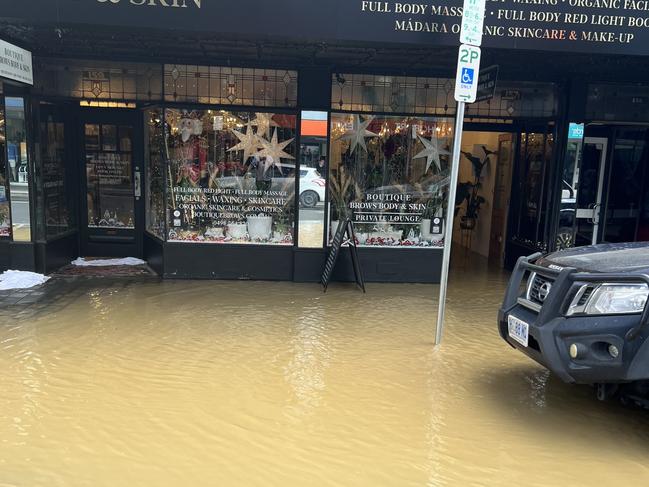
[527,273,555,306]
[577,286,595,306]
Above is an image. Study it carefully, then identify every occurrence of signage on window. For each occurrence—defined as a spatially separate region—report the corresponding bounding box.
[568,123,584,140]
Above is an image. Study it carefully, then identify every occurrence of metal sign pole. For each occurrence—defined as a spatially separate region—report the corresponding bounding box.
[434,0,484,345]
[435,101,466,345]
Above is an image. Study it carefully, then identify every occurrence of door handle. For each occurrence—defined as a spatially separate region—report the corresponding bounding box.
[592,203,601,225]
[587,203,595,224]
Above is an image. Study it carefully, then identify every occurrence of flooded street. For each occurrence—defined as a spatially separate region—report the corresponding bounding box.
[1,261,649,486]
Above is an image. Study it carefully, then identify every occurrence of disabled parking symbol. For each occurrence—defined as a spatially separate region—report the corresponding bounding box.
[461,67,474,85]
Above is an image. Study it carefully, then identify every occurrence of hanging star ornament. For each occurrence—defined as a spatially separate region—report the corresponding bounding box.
[227,122,262,162]
[257,128,295,173]
[251,112,279,139]
[414,134,450,173]
[338,114,378,154]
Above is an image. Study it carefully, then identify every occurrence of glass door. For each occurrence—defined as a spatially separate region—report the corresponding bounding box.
[488,133,515,263]
[574,137,607,246]
[601,128,648,243]
[80,110,143,257]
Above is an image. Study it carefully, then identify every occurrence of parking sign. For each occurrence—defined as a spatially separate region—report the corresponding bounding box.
[454,44,481,103]
[460,0,486,46]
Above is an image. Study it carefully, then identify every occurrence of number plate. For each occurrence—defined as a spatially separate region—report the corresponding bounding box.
[508,315,529,348]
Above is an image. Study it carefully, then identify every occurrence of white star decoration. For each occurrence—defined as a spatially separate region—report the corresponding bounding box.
[251,112,279,139]
[257,128,295,173]
[339,115,378,154]
[227,122,261,162]
[414,135,450,173]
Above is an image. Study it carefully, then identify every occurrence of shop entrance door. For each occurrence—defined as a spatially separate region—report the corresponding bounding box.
[601,128,649,243]
[79,110,144,257]
[574,137,608,246]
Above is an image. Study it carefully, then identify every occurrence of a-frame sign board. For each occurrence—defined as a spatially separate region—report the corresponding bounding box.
[321,219,366,293]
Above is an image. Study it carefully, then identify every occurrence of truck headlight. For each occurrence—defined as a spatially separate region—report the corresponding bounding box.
[568,283,649,315]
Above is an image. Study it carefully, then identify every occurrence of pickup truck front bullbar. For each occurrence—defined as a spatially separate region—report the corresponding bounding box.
[501,253,649,342]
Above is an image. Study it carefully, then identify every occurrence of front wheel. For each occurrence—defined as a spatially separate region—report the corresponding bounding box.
[300,190,319,208]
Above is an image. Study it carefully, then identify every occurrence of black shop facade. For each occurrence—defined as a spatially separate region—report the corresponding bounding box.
[1,0,649,282]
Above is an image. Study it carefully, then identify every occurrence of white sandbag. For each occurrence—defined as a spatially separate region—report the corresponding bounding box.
[0,270,50,290]
[71,257,146,267]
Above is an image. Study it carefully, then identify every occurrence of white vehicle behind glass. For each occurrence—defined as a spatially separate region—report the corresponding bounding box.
[298,167,325,208]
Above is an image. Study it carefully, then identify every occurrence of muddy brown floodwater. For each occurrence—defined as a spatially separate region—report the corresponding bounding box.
[1,259,649,486]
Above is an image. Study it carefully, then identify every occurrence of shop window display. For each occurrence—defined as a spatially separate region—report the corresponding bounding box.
[165,109,297,245]
[329,113,451,248]
[145,108,166,239]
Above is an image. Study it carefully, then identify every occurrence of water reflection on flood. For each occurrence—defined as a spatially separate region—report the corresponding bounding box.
[1,260,649,486]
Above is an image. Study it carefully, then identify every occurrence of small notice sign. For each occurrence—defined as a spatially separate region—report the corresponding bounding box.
[321,219,366,293]
[476,65,499,103]
[0,40,33,85]
[568,123,585,140]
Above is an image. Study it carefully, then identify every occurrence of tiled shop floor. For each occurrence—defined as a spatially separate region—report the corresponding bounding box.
[0,275,160,322]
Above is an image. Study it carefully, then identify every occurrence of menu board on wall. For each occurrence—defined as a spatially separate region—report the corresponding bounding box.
[5,0,649,55]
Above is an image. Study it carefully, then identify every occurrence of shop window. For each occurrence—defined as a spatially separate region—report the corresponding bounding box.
[511,130,555,251]
[164,65,298,108]
[36,112,75,239]
[329,113,452,248]
[298,111,328,248]
[0,91,8,238]
[332,73,455,116]
[466,82,558,120]
[145,108,166,240]
[332,74,557,120]
[165,108,297,245]
[33,59,162,102]
[6,97,31,241]
[586,84,649,122]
